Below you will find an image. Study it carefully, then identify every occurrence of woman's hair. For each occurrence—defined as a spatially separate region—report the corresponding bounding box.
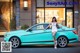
[52,17,57,22]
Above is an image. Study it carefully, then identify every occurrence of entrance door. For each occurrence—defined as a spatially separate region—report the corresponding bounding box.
[36,8,65,26]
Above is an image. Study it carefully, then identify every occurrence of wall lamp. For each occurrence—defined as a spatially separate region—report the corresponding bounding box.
[23,0,28,10]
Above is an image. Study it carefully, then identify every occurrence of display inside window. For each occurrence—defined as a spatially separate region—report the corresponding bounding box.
[45,8,65,26]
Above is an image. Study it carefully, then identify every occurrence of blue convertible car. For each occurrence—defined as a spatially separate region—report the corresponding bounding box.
[4,23,78,48]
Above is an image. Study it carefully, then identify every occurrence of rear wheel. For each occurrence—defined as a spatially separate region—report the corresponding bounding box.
[57,36,68,47]
[9,37,21,48]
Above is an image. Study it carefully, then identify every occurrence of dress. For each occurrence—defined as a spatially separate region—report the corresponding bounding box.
[51,22,58,32]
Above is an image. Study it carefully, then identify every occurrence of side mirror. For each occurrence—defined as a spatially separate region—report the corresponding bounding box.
[28,29,32,32]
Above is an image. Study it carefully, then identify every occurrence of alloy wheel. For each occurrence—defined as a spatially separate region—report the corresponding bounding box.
[57,36,68,47]
[10,37,20,48]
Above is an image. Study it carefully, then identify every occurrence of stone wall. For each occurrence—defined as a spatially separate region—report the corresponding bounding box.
[20,0,32,27]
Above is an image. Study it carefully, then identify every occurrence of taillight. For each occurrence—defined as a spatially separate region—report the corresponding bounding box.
[73,30,78,34]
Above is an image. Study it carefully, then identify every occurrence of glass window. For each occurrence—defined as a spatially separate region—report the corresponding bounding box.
[36,8,44,23]
[31,24,44,30]
[43,24,49,29]
[45,0,65,7]
[37,0,44,7]
[0,1,12,31]
[67,9,73,28]
[45,8,65,26]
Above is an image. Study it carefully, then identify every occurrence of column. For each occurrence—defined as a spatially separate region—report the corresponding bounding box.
[16,0,20,29]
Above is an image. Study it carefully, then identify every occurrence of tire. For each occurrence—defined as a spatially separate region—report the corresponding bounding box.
[57,36,68,48]
[9,36,21,48]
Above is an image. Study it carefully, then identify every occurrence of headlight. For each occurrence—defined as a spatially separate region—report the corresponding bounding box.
[4,34,7,37]
[4,33,10,37]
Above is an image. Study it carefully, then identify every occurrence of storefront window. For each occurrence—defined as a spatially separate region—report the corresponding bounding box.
[0,0,14,32]
[67,9,73,28]
[37,8,65,25]
[0,1,11,31]
[36,0,74,27]
[36,8,44,23]
[45,8,65,25]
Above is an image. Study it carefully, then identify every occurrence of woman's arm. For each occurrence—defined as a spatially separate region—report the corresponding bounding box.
[45,23,51,29]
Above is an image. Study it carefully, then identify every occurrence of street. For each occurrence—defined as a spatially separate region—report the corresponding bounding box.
[0,37,80,53]
[12,43,80,53]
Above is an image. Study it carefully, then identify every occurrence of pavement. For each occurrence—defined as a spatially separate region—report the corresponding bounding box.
[11,45,80,53]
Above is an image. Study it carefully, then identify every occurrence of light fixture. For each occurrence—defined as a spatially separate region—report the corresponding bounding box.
[23,0,28,10]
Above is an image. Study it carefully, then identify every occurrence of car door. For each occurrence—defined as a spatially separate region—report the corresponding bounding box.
[21,24,53,44]
[21,24,46,44]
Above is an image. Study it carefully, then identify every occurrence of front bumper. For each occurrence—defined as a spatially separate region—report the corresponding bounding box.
[4,36,10,42]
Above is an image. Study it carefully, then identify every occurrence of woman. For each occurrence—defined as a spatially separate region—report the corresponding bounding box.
[46,17,58,49]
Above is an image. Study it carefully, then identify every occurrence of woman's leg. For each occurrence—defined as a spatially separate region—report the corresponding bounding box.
[52,32,57,49]
[52,32,57,41]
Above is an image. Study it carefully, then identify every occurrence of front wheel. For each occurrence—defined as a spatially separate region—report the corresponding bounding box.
[57,36,68,48]
[9,37,21,48]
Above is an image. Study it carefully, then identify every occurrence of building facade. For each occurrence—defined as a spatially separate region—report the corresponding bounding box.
[0,0,80,35]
